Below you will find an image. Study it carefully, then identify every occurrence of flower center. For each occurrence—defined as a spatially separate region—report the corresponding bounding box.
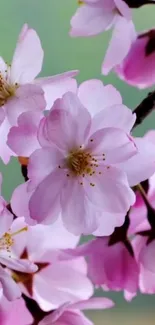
[78,0,84,5]
[66,149,97,176]
[0,227,28,252]
[0,73,18,107]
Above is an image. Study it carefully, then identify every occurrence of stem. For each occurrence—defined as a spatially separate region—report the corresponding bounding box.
[133,90,155,129]
[137,183,155,228]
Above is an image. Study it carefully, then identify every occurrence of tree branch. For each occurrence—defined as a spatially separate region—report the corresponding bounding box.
[133,90,155,129]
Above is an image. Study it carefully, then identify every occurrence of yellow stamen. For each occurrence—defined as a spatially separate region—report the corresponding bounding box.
[78,0,84,5]
[0,71,18,107]
[11,226,28,237]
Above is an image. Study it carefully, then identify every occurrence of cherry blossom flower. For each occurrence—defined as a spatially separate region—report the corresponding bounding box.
[12,88,138,235]
[39,297,114,325]
[0,295,33,325]
[0,24,77,163]
[10,80,155,235]
[9,217,93,311]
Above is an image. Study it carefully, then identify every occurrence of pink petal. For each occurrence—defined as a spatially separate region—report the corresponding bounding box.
[70,5,115,37]
[0,254,38,273]
[0,266,21,301]
[36,71,78,110]
[70,297,114,310]
[29,169,66,223]
[0,207,13,238]
[39,302,70,324]
[114,0,131,19]
[84,166,135,212]
[140,240,155,273]
[86,127,137,164]
[93,211,125,236]
[91,104,136,133]
[7,111,41,156]
[61,178,99,235]
[34,259,93,311]
[11,24,43,84]
[5,84,46,126]
[0,296,33,325]
[102,18,136,75]
[53,93,91,145]
[78,79,122,117]
[39,310,93,325]
[11,182,32,220]
[119,137,155,186]
[40,93,91,151]
[0,109,5,127]
[28,147,64,189]
[0,117,15,164]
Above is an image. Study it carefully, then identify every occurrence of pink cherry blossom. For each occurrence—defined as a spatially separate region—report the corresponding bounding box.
[39,297,114,325]
[0,295,33,325]
[15,89,138,235]
[0,24,78,163]
[11,80,155,235]
[9,217,93,311]
[70,0,131,37]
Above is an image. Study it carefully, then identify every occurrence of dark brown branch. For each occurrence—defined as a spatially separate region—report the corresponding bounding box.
[133,90,155,129]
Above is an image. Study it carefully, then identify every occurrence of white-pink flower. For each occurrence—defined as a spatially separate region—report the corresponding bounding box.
[0,24,77,163]
[10,80,155,235]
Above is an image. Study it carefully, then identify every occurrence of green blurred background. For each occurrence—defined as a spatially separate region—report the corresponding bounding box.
[0,0,155,323]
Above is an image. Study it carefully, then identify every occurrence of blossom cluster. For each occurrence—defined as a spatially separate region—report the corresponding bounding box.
[0,1,155,323]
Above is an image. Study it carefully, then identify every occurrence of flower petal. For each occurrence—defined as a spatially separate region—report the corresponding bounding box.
[84,166,135,212]
[0,254,38,273]
[40,93,91,150]
[86,127,137,164]
[28,147,64,189]
[91,104,136,133]
[70,5,115,37]
[78,79,122,117]
[70,297,114,310]
[102,18,136,75]
[7,111,41,156]
[61,178,98,235]
[29,169,66,223]
[0,266,21,301]
[119,137,155,186]
[11,24,44,84]
[36,71,78,110]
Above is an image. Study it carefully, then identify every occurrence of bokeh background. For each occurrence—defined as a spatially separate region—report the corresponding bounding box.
[0,0,155,323]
